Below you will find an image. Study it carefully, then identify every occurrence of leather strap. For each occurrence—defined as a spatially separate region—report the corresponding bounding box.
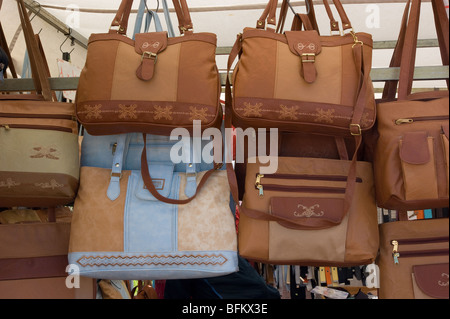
[0,22,18,78]
[111,0,193,36]
[17,0,53,101]
[140,134,222,205]
[383,0,449,101]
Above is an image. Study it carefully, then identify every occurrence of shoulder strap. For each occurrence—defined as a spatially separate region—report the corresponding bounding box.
[0,22,18,78]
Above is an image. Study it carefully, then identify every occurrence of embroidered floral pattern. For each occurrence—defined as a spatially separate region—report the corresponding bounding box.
[154,105,173,120]
[438,273,449,287]
[0,178,21,188]
[189,106,209,122]
[118,104,138,120]
[34,179,64,190]
[77,254,228,267]
[294,204,325,218]
[30,146,59,160]
[83,104,103,120]
[314,108,335,124]
[279,105,299,120]
[242,102,263,118]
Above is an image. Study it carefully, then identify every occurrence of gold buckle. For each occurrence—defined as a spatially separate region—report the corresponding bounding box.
[301,53,315,63]
[350,124,362,136]
[142,51,157,63]
[111,172,122,179]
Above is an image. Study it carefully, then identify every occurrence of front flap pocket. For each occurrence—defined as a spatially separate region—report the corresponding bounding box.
[136,162,174,200]
[400,131,430,164]
[412,263,449,299]
[400,131,439,200]
[270,197,345,230]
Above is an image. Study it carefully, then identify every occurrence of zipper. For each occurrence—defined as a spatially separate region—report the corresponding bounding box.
[395,115,449,125]
[390,237,449,264]
[0,124,73,133]
[254,173,362,197]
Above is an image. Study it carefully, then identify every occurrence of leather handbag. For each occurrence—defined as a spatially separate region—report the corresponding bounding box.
[373,0,449,211]
[0,0,79,208]
[0,207,96,299]
[76,0,222,136]
[236,155,379,266]
[377,218,449,299]
[68,134,238,280]
[226,0,376,137]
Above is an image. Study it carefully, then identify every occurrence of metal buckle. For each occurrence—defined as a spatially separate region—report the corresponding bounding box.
[111,172,122,179]
[142,51,158,63]
[350,124,362,136]
[301,53,315,63]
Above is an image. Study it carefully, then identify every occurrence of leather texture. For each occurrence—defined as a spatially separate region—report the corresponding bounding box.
[69,135,238,280]
[378,218,449,299]
[227,0,376,137]
[0,0,79,208]
[76,0,222,136]
[373,0,449,210]
[237,156,379,266]
[0,209,95,299]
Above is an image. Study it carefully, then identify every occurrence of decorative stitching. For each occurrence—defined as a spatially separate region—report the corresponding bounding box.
[77,253,228,267]
[438,273,449,287]
[153,105,173,120]
[242,102,263,118]
[279,105,299,120]
[314,108,335,124]
[0,178,21,188]
[83,104,103,119]
[294,204,325,218]
[189,106,209,122]
[30,146,60,160]
[34,179,64,189]
[118,104,138,120]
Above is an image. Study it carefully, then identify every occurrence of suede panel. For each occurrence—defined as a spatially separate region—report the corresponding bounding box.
[69,167,130,252]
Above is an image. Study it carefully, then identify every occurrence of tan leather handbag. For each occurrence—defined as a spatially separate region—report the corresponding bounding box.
[378,218,449,299]
[373,0,449,210]
[237,156,379,266]
[0,0,79,208]
[76,0,222,136]
[226,0,376,137]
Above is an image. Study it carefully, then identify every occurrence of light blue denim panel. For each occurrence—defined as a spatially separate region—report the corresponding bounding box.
[124,164,179,253]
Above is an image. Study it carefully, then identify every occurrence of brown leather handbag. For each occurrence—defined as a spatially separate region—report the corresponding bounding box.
[226,0,376,137]
[76,0,222,136]
[378,218,449,299]
[0,0,79,208]
[373,0,449,211]
[236,156,379,266]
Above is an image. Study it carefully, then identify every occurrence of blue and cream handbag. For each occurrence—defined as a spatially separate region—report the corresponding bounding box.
[68,133,238,280]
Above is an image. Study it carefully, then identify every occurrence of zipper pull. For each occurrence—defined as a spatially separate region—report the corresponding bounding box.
[255,174,264,197]
[395,118,414,125]
[391,240,400,264]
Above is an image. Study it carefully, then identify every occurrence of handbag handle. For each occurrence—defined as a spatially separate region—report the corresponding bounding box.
[133,0,176,38]
[258,0,352,33]
[383,0,449,101]
[111,0,193,36]
[16,0,53,101]
[140,134,223,205]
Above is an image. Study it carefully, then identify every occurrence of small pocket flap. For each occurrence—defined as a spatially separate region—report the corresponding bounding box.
[270,197,345,230]
[134,32,168,55]
[285,31,322,57]
[136,163,174,201]
[400,131,430,165]
[413,263,449,299]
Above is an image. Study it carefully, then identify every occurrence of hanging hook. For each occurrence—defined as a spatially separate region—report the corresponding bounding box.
[59,28,75,56]
[287,0,311,16]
